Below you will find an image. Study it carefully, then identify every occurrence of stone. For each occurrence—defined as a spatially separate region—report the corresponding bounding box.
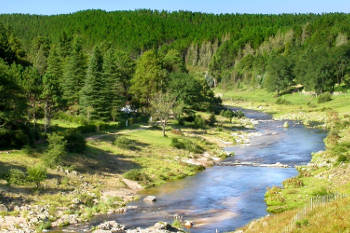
[283,121,289,128]
[143,196,156,203]
[93,221,126,233]
[0,204,8,212]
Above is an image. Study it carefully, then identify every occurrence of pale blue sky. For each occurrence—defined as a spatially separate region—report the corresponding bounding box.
[1,0,350,15]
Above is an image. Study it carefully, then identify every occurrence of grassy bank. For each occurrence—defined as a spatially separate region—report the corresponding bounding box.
[221,88,350,233]
[0,111,253,232]
[217,88,350,127]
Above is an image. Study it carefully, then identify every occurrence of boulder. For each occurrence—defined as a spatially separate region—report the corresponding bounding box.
[93,221,126,233]
[126,221,182,233]
[143,196,156,203]
[283,122,289,128]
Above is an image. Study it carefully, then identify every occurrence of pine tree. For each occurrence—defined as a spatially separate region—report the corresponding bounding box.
[41,45,63,133]
[103,48,119,121]
[62,36,87,108]
[114,50,135,100]
[80,46,109,120]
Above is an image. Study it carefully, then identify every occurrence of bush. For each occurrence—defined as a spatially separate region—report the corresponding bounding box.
[283,177,304,188]
[114,136,136,150]
[317,92,332,103]
[79,193,95,207]
[276,98,291,105]
[56,112,88,125]
[6,168,26,185]
[26,165,47,189]
[208,113,216,126]
[171,138,204,153]
[0,128,29,149]
[76,124,97,134]
[194,115,206,129]
[311,187,330,197]
[64,129,86,153]
[44,133,67,167]
[123,169,150,183]
[234,110,245,118]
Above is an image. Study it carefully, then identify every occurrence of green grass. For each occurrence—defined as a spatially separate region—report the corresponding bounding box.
[217,88,350,119]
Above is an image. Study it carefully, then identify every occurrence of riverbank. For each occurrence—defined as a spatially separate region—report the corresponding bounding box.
[218,88,350,233]
[0,112,254,232]
[218,88,350,127]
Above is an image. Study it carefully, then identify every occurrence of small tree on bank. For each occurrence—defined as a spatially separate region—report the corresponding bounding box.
[150,92,176,137]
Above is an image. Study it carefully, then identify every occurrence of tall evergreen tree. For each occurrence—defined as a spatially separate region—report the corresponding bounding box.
[62,36,87,109]
[114,50,135,100]
[80,46,109,120]
[103,48,119,121]
[41,45,63,132]
[0,59,27,129]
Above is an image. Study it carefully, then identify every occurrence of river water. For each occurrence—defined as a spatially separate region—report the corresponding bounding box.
[61,109,326,233]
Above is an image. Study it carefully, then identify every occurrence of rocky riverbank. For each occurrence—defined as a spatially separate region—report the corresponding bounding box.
[0,114,256,233]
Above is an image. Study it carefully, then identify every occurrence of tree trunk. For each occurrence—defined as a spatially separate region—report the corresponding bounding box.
[162,120,166,137]
[44,100,51,134]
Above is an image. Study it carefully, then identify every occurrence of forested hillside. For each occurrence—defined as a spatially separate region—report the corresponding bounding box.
[1,9,350,147]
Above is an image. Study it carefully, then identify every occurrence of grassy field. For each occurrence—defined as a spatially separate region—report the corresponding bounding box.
[217,88,350,126]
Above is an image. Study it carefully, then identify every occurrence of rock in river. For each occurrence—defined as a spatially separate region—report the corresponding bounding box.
[143,195,157,203]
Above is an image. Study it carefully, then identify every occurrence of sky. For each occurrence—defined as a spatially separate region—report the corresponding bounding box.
[1,0,350,15]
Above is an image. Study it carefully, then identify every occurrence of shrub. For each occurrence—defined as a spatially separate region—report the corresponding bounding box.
[79,193,96,207]
[325,130,340,148]
[283,177,304,188]
[317,92,332,103]
[331,141,350,159]
[337,154,348,163]
[234,110,245,118]
[208,113,217,126]
[194,115,206,129]
[6,168,26,185]
[276,98,291,105]
[171,138,204,153]
[0,128,29,149]
[76,124,97,134]
[114,136,136,150]
[56,112,88,125]
[64,129,86,153]
[44,133,67,167]
[123,169,150,183]
[26,165,47,189]
[311,187,330,197]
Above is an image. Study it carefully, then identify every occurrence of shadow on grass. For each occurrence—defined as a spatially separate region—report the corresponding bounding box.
[66,146,141,175]
[91,134,150,151]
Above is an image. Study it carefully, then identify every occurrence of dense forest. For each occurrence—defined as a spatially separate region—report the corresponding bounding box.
[1,10,350,149]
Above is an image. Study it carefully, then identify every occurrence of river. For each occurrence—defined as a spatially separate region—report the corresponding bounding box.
[61,109,326,233]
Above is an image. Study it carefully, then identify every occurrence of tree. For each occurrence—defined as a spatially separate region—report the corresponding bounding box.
[21,67,42,126]
[296,48,337,94]
[150,92,176,137]
[0,59,27,129]
[114,50,135,100]
[41,46,63,133]
[130,50,167,107]
[26,165,47,190]
[80,46,109,120]
[163,49,186,73]
[31,36,50,76]
[264,55,294,94]
[221,109,234,123]
[44,133,67,167]
[62,36,87,108]
[103,48,120,120]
